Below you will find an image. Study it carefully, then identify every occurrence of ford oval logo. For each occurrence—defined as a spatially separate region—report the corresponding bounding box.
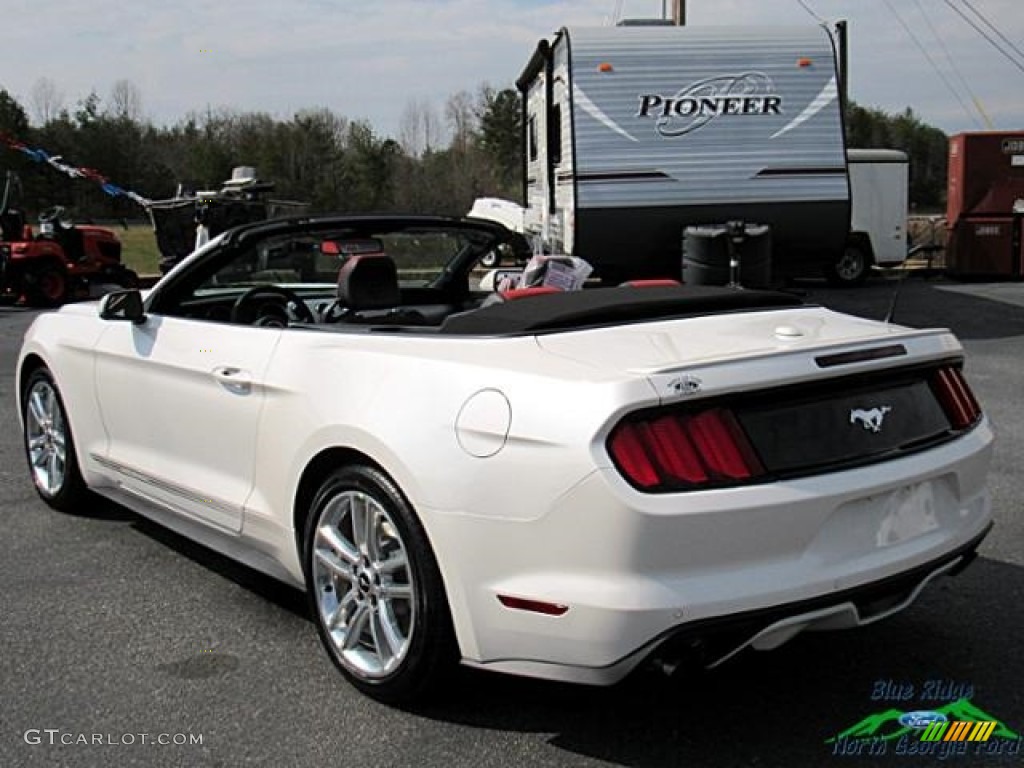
[898,711,948,729]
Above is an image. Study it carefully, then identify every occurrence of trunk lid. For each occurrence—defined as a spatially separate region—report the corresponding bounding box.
[538,305,976,487]
[535,305,962,398]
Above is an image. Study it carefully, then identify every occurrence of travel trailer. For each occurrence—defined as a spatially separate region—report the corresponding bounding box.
[518,23,851,282]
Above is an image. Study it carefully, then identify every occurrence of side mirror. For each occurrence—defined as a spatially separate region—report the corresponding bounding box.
[99,289,146,324]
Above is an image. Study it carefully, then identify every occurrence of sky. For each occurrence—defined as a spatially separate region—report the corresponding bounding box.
[1,0,1022,140]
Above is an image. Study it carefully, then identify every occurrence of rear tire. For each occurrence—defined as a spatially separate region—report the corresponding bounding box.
[303,465,456,705]
[26,263,69,306]
[22,368,91,512]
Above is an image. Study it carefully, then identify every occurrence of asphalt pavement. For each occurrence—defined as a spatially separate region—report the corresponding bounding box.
[1,277,1022,768]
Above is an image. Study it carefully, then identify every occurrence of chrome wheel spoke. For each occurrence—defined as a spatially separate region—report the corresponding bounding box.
[28,390,48,427]
[317,524,359,567]
[328,590,357,630]
[47,453,59,491]
[377,553,407,575]
[315,548,354,582]
[351,496,370,554]
[375,601,405,660]
[380,582,412,600]
[343,603,371,650]
[365,504,384,561]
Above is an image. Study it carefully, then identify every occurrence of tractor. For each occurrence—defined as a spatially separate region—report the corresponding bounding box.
[1,171,138,306]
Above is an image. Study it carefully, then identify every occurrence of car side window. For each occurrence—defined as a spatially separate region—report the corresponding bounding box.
[200,242,303,288]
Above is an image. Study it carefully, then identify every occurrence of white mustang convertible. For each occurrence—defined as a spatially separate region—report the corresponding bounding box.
[17,215,993,703]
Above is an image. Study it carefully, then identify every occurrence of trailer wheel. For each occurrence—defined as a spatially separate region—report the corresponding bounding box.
[827,244,871,286]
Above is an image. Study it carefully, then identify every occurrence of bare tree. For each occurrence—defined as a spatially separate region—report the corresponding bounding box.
[108,79,143,121]
[29,77,64,125]
[445,90,476,153]
[398,98,442,157]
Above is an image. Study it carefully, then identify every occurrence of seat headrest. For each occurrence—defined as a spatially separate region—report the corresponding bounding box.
[336,254,401,310]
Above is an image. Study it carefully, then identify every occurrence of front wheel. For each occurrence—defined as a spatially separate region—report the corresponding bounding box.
[304,465,456,704]
[827,245,871,286]
[22,368,91,512]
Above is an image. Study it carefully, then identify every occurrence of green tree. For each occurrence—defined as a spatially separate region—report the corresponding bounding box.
[3,79,534,221]
[477,86,522,200]
[846,101,948,210]
[0,88,33,212]
[0,87,30,137]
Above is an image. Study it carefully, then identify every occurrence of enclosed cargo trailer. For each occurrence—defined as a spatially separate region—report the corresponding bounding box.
[840,148,909,284]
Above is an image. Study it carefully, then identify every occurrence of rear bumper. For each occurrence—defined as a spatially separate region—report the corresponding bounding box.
[643,523,988,671]
[464,524,990,685]
[428,421,994,685]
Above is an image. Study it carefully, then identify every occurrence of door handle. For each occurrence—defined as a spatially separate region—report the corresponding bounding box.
[212,366,253,394]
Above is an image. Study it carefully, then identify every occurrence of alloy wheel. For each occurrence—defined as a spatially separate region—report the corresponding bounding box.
[312,490,416,679]
[25,379,67,496]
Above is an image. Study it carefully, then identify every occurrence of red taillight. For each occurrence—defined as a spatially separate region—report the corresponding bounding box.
[608,408,763,491]
[647,415,707,483]
[932,367,982,430]
[607,422,661,488]
[688,409,761,480]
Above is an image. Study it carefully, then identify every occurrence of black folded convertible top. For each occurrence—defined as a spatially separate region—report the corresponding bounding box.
[439,285,805,335]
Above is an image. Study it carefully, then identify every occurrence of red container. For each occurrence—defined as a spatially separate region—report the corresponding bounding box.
[947,131,1024,277]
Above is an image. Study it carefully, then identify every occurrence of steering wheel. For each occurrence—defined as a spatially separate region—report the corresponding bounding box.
[38,206,67,224]
[230,285,316,326]
[38,206,72,235]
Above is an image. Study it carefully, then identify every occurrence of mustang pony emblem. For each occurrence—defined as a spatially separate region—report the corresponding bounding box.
[850,406,892,433]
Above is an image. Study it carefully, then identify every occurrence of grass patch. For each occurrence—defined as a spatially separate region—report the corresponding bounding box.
[118,222,162,276]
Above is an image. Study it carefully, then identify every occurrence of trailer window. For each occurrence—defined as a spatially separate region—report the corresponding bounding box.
[528,116,538,162]
[550,104,562,165]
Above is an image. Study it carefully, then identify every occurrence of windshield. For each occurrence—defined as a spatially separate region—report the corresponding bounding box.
[198,226,485,292]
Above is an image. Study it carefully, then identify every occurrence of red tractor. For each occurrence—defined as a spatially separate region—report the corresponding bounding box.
[1,172,138,306]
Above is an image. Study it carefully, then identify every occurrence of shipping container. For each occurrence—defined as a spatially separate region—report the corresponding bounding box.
[947,131,1024,279]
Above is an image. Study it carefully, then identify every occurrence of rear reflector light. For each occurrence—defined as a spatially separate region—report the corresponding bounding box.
[932,367,982,430]
[497,595,569,616]
[608,408,764,492]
